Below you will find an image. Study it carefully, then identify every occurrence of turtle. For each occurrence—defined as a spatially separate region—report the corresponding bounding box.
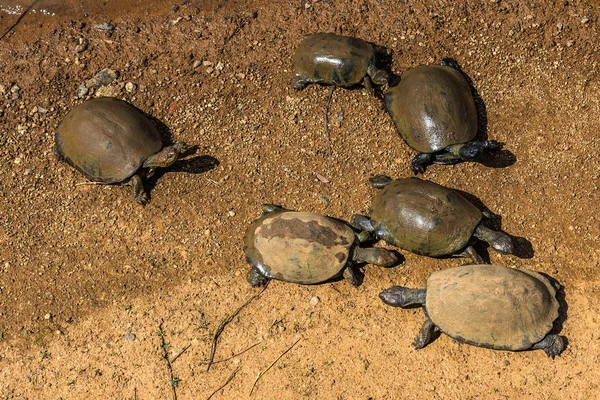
[55,97,189,205]
[292,33,390,94]
[379,264,565,358]
[244,204,400,287]
[351,175,513,263]
[384,58,502,174]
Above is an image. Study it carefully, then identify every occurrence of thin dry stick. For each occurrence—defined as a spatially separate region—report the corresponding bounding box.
[170,344,191,364]
[158,321,178,400]
[206,367,240,400]
[199,342,261,365]
[0,0,40,40]
[323,86,335,159]
[206,285,268,372]
[249,338,301,396]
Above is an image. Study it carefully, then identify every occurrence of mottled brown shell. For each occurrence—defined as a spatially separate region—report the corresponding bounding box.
[55,97,163,182]
[426,264,559,350]
[244,211,356,284]
[370,178,481,256]
[385,65,477,153]
[293,33,375,88]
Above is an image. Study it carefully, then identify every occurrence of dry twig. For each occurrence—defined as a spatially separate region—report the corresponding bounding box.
[249,338,301,396]
[158,321,178,400]
[199,342,261,365]
[206,367,240,400]
[206,285,268,372]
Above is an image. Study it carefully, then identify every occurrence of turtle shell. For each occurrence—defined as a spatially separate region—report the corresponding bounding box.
[293,33,374,88]
[370,177,481,256]
[55,97,163,183]
[425,264,560,350]
[244,210,356,284]
[385,64,477,153]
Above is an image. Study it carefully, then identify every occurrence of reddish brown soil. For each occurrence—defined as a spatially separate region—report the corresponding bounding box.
[1,0,599,399]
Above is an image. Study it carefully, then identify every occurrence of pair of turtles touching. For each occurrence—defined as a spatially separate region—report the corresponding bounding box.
[292,33,501,173]
[245,175,513,287]
[244,177,564,357]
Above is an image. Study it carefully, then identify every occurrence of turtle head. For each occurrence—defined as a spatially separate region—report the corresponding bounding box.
[489,231,514,255]
[144,142,189,169]
[379,286,426,308]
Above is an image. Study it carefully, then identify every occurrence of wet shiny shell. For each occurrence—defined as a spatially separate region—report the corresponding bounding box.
[370,178,481,256]
[244,211,356,284]
[426,264,559,350]
[55,97,163,183]
[385,65,477,153]
[293,33,375,87]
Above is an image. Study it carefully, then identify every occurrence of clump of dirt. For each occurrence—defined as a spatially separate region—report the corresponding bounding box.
[1,0,599,398]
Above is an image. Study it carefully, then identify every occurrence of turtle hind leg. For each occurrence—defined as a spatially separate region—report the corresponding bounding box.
[129,174,148,205]
[413,317,439,350]
[531,334,565,359]
[410,153,434,174]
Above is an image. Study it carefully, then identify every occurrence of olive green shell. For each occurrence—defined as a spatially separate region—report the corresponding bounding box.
[370,178,481,256]
[293,33,375,87]
[426,264,560,350]
[385,65,477,153]
[244,210,356,284]
[55,97,163,183]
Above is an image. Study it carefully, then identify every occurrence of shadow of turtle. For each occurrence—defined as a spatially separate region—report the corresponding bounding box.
[454,188,534,260]
[449,58,516,170]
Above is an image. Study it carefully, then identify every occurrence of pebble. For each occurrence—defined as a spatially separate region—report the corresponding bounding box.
[44,313,52,320]
[10,85,21,100]
[95,85,121,97]
[310,296,320,306]
[94,22,115,32]
[75,37,88,53]
[77,83,89,98]
[125,82,136,93]
[192,60,202,69]
[125,331,136,341]
[86,68,119,88]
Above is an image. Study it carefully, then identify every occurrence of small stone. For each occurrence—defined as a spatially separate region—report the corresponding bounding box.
[310,296,320,306]
[206,67,214,74]
[192,60,202,69]
[228,210,236,217]
[172,4,180,12]
[77,83,89,98]
[125,331,136,341]
[86,68,119,88]
[44,313,52,320]
[94,22,115,32]
[125,82,136,93]
[581,17,589,24]
[215,62,224,71]
[75,38,88,53]
[203,60,212,66]
[37,107,48,114]
[95,85,121,97]
[10,85,20,100]
[556,23,563,31]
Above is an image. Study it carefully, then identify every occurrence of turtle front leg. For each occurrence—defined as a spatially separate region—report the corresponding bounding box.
[342,266,360,287]
[362,75,376,97]
[129,174,148,205]
[410,153,434,174]
[455,245,485,264]
[247,268,269,287]
[413,317,439,350]
[437,140,503,165]
[350,214,375,233]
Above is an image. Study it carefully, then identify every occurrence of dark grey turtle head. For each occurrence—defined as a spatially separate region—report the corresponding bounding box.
[379,286,426,307]
[489,231,514,254]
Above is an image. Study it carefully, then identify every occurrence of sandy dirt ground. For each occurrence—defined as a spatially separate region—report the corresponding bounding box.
[1,0,600,399]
